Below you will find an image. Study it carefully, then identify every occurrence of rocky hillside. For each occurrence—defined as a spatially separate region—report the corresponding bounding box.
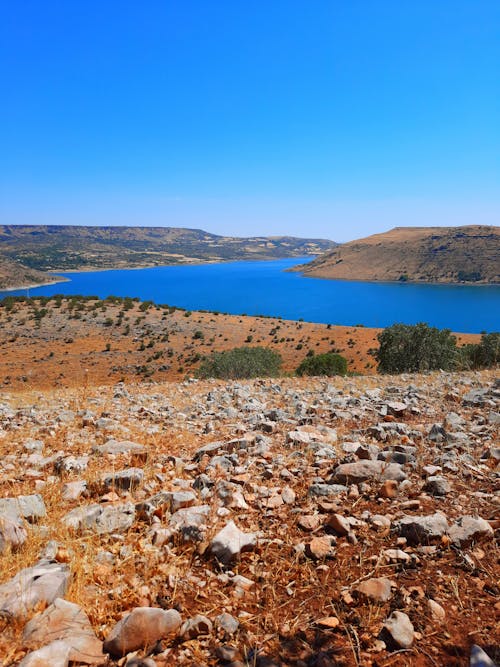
[0,256,68,291]
[297,225,500,284]
[0,225,336,287]
[0,371,498,665]
[0,296,482,391]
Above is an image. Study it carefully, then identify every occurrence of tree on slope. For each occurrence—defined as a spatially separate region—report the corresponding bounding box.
[376,323,457,373]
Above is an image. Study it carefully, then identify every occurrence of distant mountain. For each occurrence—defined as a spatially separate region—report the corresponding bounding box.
[296,225,500,284]
[0,224,336,288]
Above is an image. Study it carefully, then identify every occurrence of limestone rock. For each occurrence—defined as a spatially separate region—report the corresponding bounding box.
[63,502,135,534]
[0,494,46,522]
[103,607,182,657]
[102,467,144,491]
[0,513,27,553]
[23,598,103,664]
[93,439,147,460]
[332,461,406,484]
[180,614,213,640]
[394,513,448,545]
[383,610,415,649]
[448,516,494,547]
[19,640,72,667]
[215,612,239,635]
[0,561,70,618]
[209,521,257,565]
[354,577,393,603]
[427,599,446,623]
[425,476,451,496]
[306,536,336,560]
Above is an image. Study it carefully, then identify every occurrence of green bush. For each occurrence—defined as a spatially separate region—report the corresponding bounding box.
[196,346,282,379]
[376,323,457,373]
[296,352,347,377]
[458,332,500,369]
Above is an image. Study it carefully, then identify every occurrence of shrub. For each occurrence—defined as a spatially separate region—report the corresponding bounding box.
[458,332,500,369]
[296,352,347,376]
[376,323,457,373]
[196,346,282,379]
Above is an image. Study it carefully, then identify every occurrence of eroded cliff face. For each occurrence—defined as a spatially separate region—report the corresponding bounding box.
[298,225,500,283]
[0,370,498,665]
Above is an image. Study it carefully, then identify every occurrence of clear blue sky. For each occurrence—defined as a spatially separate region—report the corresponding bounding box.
[0,1,498,242]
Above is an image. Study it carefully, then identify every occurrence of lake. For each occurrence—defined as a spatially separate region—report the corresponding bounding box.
[2,257,499,333]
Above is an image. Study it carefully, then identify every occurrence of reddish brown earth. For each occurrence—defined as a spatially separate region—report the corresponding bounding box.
[0,297,479,391]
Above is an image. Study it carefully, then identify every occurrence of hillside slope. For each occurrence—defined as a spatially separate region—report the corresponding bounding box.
[297,225,500,283]
[0,225,336,281]
[0,255,68,290]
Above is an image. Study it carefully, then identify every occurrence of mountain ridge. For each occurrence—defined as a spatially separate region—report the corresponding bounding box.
[0,224,336,288]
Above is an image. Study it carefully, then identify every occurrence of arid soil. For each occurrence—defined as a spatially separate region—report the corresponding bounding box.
[0,370,498,666]
[297,226,500,284]
[0,297,479,391]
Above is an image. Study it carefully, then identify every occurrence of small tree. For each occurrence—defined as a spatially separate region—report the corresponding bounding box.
[296,352,347,376]
[459,332,500,369]
[196,346,282,379]
[376,323,457,373]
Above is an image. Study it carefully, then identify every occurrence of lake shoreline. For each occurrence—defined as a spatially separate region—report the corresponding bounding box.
[0,257,498,334]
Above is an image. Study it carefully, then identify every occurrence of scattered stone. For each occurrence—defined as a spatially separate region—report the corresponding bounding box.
[427,599,446,623]
[180,614,213,640]
[448,516,494,547]
[425,476,451,496]
[0,514,27,553]
[93,439,147,460]
[103,607,182,657]
[298,515,321,531]
[209,520,257,565]
[382,610,415,649]
[62,480,87,501]
[326,514,350,536]
[23,598,103,664]
[0,494,46,522]
[19,640,72,667]
[332,460,406,484]
[0,561,71,618]
[316,616,340,629]
[353,577,393,603]
[394,513,449,545]
[307,536,336,560]
[63,502,135,534]
[215,613,239,635]
[102,467,144,491]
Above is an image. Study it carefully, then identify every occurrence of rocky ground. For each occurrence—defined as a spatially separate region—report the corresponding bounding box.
[0,371,498,666]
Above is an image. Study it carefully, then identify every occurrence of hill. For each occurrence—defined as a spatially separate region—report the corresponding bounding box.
[296,225,500,283]
[0,295,480,390]
[0,225,336,288]
[0,255,69,291]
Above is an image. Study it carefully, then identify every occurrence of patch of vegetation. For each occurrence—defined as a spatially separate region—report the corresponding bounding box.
[376,323,458,373]
[458,332,500,369]
[196,346,282,380]
[296,352,347,376]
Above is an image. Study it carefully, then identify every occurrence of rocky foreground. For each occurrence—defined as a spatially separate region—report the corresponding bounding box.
[0,371,498,666]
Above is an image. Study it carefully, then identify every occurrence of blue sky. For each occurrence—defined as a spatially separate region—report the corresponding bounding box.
[0,1,498,242]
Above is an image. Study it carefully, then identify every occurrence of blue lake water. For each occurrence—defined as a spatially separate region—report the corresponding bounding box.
[1,257,499,333]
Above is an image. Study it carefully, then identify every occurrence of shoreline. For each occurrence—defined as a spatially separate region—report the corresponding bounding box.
[293,268,500,287]
[0,275,71,292]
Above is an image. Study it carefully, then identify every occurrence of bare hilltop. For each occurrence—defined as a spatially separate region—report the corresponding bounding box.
[296,225,500,284]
